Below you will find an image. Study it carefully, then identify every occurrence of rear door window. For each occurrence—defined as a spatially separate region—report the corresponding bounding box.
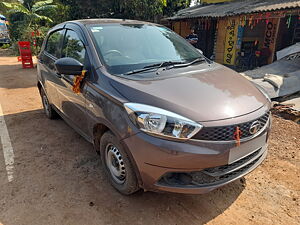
[62,30,86,64]
[45,30,65,58]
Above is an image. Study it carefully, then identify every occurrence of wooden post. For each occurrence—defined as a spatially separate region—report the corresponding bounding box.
[180,21,182,36]
[214,18,227,64]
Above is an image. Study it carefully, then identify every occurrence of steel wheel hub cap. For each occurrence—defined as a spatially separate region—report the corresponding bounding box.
[105,144,126,184]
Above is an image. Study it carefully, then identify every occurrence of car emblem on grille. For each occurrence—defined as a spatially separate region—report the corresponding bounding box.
[249,121,261,135]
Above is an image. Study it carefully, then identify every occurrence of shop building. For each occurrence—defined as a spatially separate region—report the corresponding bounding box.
[168,0,300,69]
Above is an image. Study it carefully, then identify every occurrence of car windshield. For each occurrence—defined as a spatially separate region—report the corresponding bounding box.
[88,24,204,75]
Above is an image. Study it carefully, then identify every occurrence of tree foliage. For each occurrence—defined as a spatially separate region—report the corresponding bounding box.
[0,0,192,55]
[60,0,192,21]
[164,0,193,17]
[1,0,59,54]
[2,0,58,24]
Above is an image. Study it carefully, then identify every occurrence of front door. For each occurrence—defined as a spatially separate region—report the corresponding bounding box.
[39,29,65,108]
[56,28,90,138]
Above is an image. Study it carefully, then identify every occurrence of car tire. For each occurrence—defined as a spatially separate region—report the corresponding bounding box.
[40,88,58,120]
[100,131,139,195]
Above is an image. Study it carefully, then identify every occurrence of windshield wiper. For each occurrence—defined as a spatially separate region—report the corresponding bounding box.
[171,57,207,68]
[143,61,185,69]
[123,58,207,76]
[123,61,184,76]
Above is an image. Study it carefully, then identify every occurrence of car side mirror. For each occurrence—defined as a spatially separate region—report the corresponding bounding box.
[55,57,83,75]
[197,49,203,55]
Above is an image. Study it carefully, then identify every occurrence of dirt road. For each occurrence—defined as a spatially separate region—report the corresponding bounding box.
[0,54,299,225]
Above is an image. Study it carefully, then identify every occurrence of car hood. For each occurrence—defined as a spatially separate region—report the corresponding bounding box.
[109,64,268,122]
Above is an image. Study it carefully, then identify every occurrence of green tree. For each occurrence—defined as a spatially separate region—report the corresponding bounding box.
[53,2,70,24]
[1,0,59,55]
[0,0,17,12]
[59,0,191,22]
[2,0,58,25]
[108,0,167,20]
[163,0,193,17]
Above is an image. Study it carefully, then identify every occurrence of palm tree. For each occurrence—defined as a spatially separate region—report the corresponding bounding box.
[1,0,58,25]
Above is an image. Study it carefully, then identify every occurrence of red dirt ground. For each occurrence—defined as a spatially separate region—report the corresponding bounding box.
[0,54,299,225]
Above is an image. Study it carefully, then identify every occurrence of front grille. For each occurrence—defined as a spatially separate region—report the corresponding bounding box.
[158,148,265,188]
[193,112,270,141]
[191,153,262,186]
[203,148,261,176]
[190,148,263,186]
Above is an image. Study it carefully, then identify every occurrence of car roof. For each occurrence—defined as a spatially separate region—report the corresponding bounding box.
[70,18,158,26]
[47,18,161,37]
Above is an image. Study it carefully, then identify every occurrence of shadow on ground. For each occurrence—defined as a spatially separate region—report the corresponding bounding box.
[0,109,245,225]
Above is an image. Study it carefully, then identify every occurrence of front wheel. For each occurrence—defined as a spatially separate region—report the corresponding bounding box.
[100,131,139,195]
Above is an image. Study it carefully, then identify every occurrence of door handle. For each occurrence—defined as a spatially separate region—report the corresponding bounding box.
[55,73,62,78]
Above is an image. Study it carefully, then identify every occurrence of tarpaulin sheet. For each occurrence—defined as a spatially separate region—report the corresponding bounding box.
[277,43,300,60]
[241,52,300,99]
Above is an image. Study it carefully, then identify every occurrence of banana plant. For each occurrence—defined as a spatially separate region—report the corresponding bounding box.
[1,0,58,25]
[1,0,58,55]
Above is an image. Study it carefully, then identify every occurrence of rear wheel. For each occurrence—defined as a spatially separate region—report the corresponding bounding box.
[100,131,139,195]
[40,89,58,119]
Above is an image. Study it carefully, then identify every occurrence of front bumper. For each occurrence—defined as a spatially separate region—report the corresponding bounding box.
[122,119,270,194]
[121,103,271,194]
[155,145,267,194]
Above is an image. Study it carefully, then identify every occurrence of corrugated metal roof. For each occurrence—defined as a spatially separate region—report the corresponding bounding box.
[169,0,300,20]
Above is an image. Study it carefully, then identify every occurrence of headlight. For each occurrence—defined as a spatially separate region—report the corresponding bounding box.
[124,103,202,140]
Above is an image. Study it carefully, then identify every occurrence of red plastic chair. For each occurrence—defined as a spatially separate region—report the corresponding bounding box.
[18,41,34,69]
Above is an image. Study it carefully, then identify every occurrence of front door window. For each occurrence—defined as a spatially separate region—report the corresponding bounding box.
[62,30,86,64]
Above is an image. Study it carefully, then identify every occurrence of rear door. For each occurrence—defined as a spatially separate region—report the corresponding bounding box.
[39,29,65,108]
[56,25,90,138]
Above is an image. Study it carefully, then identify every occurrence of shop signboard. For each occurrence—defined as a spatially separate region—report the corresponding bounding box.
[224,19,239,65]
[263,18,280,64]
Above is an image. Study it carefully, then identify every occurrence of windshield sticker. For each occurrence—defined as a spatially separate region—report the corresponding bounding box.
[158,27,168,32]
[91,27,103,32]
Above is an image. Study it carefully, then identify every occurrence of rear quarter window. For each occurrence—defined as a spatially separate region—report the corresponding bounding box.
[45,30,65,58]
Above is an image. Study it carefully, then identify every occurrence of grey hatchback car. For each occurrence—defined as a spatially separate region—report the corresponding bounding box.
[37,19,271,195]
